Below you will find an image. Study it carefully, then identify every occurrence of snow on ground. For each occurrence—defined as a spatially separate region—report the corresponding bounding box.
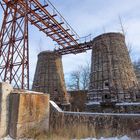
[116,102,140,106]
[50,100,63,112]
[0,136,13,140]
[86,101,100,105]
[0,136,33,140]
[73,136,132,140]
[0,135,133,140]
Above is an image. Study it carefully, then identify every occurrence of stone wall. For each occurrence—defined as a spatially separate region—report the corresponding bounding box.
[69,90,140,113]
[86,102,140,113]
[50,101,140,139]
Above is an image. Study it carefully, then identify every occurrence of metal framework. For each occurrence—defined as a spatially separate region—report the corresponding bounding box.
[0,0,92,89]
[55,41,93,55]
[3,0,80,47]
[0,0,29,89]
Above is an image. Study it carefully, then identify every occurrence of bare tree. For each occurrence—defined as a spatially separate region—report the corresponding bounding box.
[133,59,140,83]
[118,15,133,55]
[127,42,133,55]
[133,59,140,73]
[119,15,126,35]
[67,63,90,91]
[68,70,81,90]
[36,38,43,53]
[80,63,90,90]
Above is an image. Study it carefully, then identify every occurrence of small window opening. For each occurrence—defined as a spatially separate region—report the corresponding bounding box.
[105,82,109,87]
[104,94,111,99]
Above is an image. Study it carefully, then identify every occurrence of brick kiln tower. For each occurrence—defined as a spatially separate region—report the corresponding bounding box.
[32,51,69,106]
[87,33,139,105]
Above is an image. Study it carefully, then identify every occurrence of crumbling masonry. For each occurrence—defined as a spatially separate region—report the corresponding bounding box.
[32,51,69,105]
[87,33,139,105]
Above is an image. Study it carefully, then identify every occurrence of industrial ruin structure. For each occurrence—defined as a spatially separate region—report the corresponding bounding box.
[0,1,140,140]
[87,33,139,106]
[0,0,93,108]
[32,51,69,106]
[0,1,140,112]
[0,0,81,89]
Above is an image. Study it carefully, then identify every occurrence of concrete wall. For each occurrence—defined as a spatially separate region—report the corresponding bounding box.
[9,91,50,139]
[50,101,140,139]
[0,83,50,139]
[0,82,140,139]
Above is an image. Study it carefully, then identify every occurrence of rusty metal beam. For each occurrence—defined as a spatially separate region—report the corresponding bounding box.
[30,0,79,45]
[54,41,93,55]
[0,0,83,89]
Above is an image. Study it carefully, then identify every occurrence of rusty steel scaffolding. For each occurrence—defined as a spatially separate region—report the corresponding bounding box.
[0,0,91,89]
[0,0,29,89]
[1,1,138,99]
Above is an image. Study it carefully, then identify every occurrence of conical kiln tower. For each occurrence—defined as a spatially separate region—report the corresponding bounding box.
[87,33,139,106]
[32,51,69,106]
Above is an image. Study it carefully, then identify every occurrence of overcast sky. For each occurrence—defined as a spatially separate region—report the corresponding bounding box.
[0,0,140,87]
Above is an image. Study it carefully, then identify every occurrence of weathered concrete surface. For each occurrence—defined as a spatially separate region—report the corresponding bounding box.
[50,101,140,139]
[0,82,13,138]
[9,91,50,139]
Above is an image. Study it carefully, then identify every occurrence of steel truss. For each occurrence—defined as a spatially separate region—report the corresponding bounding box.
[0,1,29,89]
[0,0,91,89]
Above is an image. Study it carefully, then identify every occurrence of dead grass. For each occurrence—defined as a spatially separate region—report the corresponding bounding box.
[26,124,96,140]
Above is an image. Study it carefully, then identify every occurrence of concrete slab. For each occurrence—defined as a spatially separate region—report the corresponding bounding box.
[0,82,13,138]
[9,91,50,139]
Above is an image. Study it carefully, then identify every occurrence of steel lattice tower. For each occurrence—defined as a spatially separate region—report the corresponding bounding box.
[0,0,98,89]
[0,0,82,89]
[0,1,29,89]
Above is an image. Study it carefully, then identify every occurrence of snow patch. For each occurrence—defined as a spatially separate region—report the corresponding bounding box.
[116,102,140,106]
[73,135,131,140]
[49,100,63,112]
[86,101,100,105]
[0,136,13,140]
[0,136,33,140]
[0,135,133,140]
